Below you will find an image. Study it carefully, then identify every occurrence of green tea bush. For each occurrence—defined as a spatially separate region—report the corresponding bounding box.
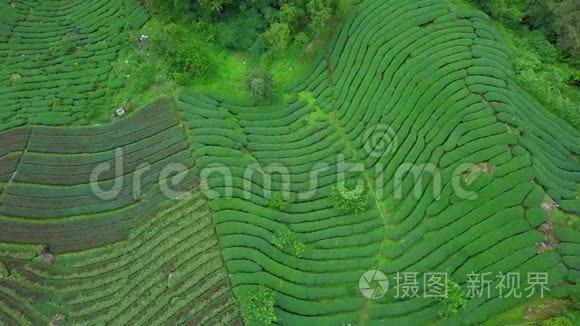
[330,181,368,213]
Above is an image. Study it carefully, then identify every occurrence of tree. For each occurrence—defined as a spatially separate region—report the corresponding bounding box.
[551,0,580,58]
[197,0,233,12]
[473,0,579,59]
[279,4,307,33]
[479,0,527,25]
[174,39,214,77]
[265,22,291,51]
[248,71,273,102]
[307,0,333,33]
[149,0,350,56]
[272,226,306,257]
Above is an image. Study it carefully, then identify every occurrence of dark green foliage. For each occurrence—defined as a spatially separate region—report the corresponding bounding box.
[471,0,579,60]
[173,40,215,78]
[155,0,350,56]
[150,24,215,83]
[216,5,267,54]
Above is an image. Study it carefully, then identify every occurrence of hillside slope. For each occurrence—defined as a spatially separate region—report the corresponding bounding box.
[177,0,579,324]
[0,0,577,325]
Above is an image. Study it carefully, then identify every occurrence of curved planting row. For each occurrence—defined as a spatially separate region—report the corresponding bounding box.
[0,191,241,325]
[0,0,148,130]
[0,99,196,252]
[178,0,579,324]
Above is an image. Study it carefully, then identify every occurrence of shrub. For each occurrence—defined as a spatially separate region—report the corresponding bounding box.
[172,39,215,78]
[273,226,305,257]
[293,32,310,50]
[268,192,292,211]
[60,35,77,54]
[240,286,277,325]
[248,72,273,102]
[472,0,527,26]
[438,278,467,317]
[198,0,233,12]
[330,181,368,213]
[150,25,215,82]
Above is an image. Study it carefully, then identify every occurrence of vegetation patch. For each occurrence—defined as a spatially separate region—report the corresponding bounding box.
[330,181,369,213]
[438,277,467,317]
[272,226,306,257]
[239,286,277,325]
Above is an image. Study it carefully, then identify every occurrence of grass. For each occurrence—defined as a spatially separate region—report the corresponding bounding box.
[193,51,249,98]
[95,16,320,125]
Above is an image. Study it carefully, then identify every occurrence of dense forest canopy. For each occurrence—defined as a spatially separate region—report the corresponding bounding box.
[149,0,350,55]
[472,0,579,61]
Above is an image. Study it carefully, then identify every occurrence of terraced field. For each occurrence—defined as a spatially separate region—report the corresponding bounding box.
[0,99,195,252]
[0,97,240,324]
[177,0,579,324]
[0,0,578,324]
[0,0,148,130]
[0,193,240,324]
